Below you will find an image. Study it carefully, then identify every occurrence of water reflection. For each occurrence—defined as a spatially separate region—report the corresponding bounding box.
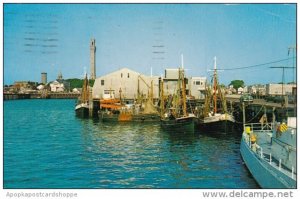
[77,119,258,188]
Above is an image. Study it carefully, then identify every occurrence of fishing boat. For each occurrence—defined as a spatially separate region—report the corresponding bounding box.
[98,86,160,122]
[75,73,90,118]
[160,62,195,133]
[240,115,296,188]
[199,57,235,132]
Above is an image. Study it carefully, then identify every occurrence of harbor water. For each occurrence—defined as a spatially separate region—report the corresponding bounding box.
[4,99,259,188]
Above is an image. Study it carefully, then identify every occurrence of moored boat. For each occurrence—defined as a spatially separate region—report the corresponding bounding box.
[202,113,235,132]
[99,96,160,123]
[75,73,90,118]
[161,114,195,133]
[240,117,296,188]
[160,60,195,133]
[198,57,235,132]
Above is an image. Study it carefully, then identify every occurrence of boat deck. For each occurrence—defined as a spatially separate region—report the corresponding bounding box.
[242,127,297,182]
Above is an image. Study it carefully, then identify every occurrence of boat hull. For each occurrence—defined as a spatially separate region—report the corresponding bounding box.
[75,106,89,118]
[240,137,296,188]
[199,113,235,133]
[161,116,195,133]
[99,111,160,122]
[200,119,234,133]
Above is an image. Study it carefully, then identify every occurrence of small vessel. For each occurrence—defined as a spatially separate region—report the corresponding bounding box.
[75,73,90,118]
[98,89,160,122]
[198,57,235,132]
[160,61,195,133]
[240,115,296,188]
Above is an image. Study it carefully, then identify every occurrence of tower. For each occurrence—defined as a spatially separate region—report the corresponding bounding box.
[41,72,47,85]
[90,38,96,80]
[57,71,63,80]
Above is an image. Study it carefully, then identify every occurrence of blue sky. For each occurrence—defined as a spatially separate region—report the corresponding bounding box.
[3,3,296,85]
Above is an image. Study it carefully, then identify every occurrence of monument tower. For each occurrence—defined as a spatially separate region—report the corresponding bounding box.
[90,38,96,80]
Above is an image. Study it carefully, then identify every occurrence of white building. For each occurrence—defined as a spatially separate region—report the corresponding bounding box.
[189,77,207,99]
[50,80,65,92]
[266,83,296,96]
[93,68,159,99]
[72,88,81,93]
[93,67,207,100]
[160,69,206,99]
[249,84,266,96]
[37,84,45,90]
[237,87,244,94]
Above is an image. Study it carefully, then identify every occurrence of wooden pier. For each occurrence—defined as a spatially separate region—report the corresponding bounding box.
[4,93,80,100]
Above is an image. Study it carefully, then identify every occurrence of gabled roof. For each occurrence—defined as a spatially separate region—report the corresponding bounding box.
[97,67,141,79]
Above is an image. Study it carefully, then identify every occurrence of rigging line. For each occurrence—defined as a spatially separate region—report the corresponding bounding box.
[219,57,296,71]
[235,105,265,124]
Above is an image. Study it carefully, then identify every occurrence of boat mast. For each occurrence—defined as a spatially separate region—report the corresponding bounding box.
[181,54,187,117]
[137,77,140,102]
[160,76,164,117]
[150,80,154,102]
[213,57,217,114]
[82,73,88,103]
[86,74,89,103]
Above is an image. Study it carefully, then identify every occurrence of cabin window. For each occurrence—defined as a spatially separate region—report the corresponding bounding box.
[196,81,200,85]
[128,73,130,78]
[121,73,123,78]
[101,80,104,86]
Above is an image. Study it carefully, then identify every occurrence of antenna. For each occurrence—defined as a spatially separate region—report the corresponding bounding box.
[151,67,153,77]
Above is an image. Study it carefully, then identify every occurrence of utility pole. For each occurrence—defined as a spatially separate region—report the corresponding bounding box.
[270,66,295,118]
[288,46,296,83]
[270,66,295,97]
[288,46,297,116]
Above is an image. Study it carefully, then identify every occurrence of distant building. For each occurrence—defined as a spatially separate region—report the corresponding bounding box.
[93,68,159,100]
[13,81,37,93]
[93,67,207,100]
[14,81,31,90]
[189,77,207,99]
[37,84,45,90]
[243,86,248,93]
[90,39,96,80]
[227,85,236,94]
[266,83,296,96]
[41,72,47,85]
[49,80,65,92]
[49,72,70,92]
[237,87,244,94]
[163,69,206,99]
[249,85,257,94]
[249,84,266,96]
[72,88,81,93]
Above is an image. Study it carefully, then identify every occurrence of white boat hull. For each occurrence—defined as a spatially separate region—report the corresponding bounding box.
[240,133,296,188]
